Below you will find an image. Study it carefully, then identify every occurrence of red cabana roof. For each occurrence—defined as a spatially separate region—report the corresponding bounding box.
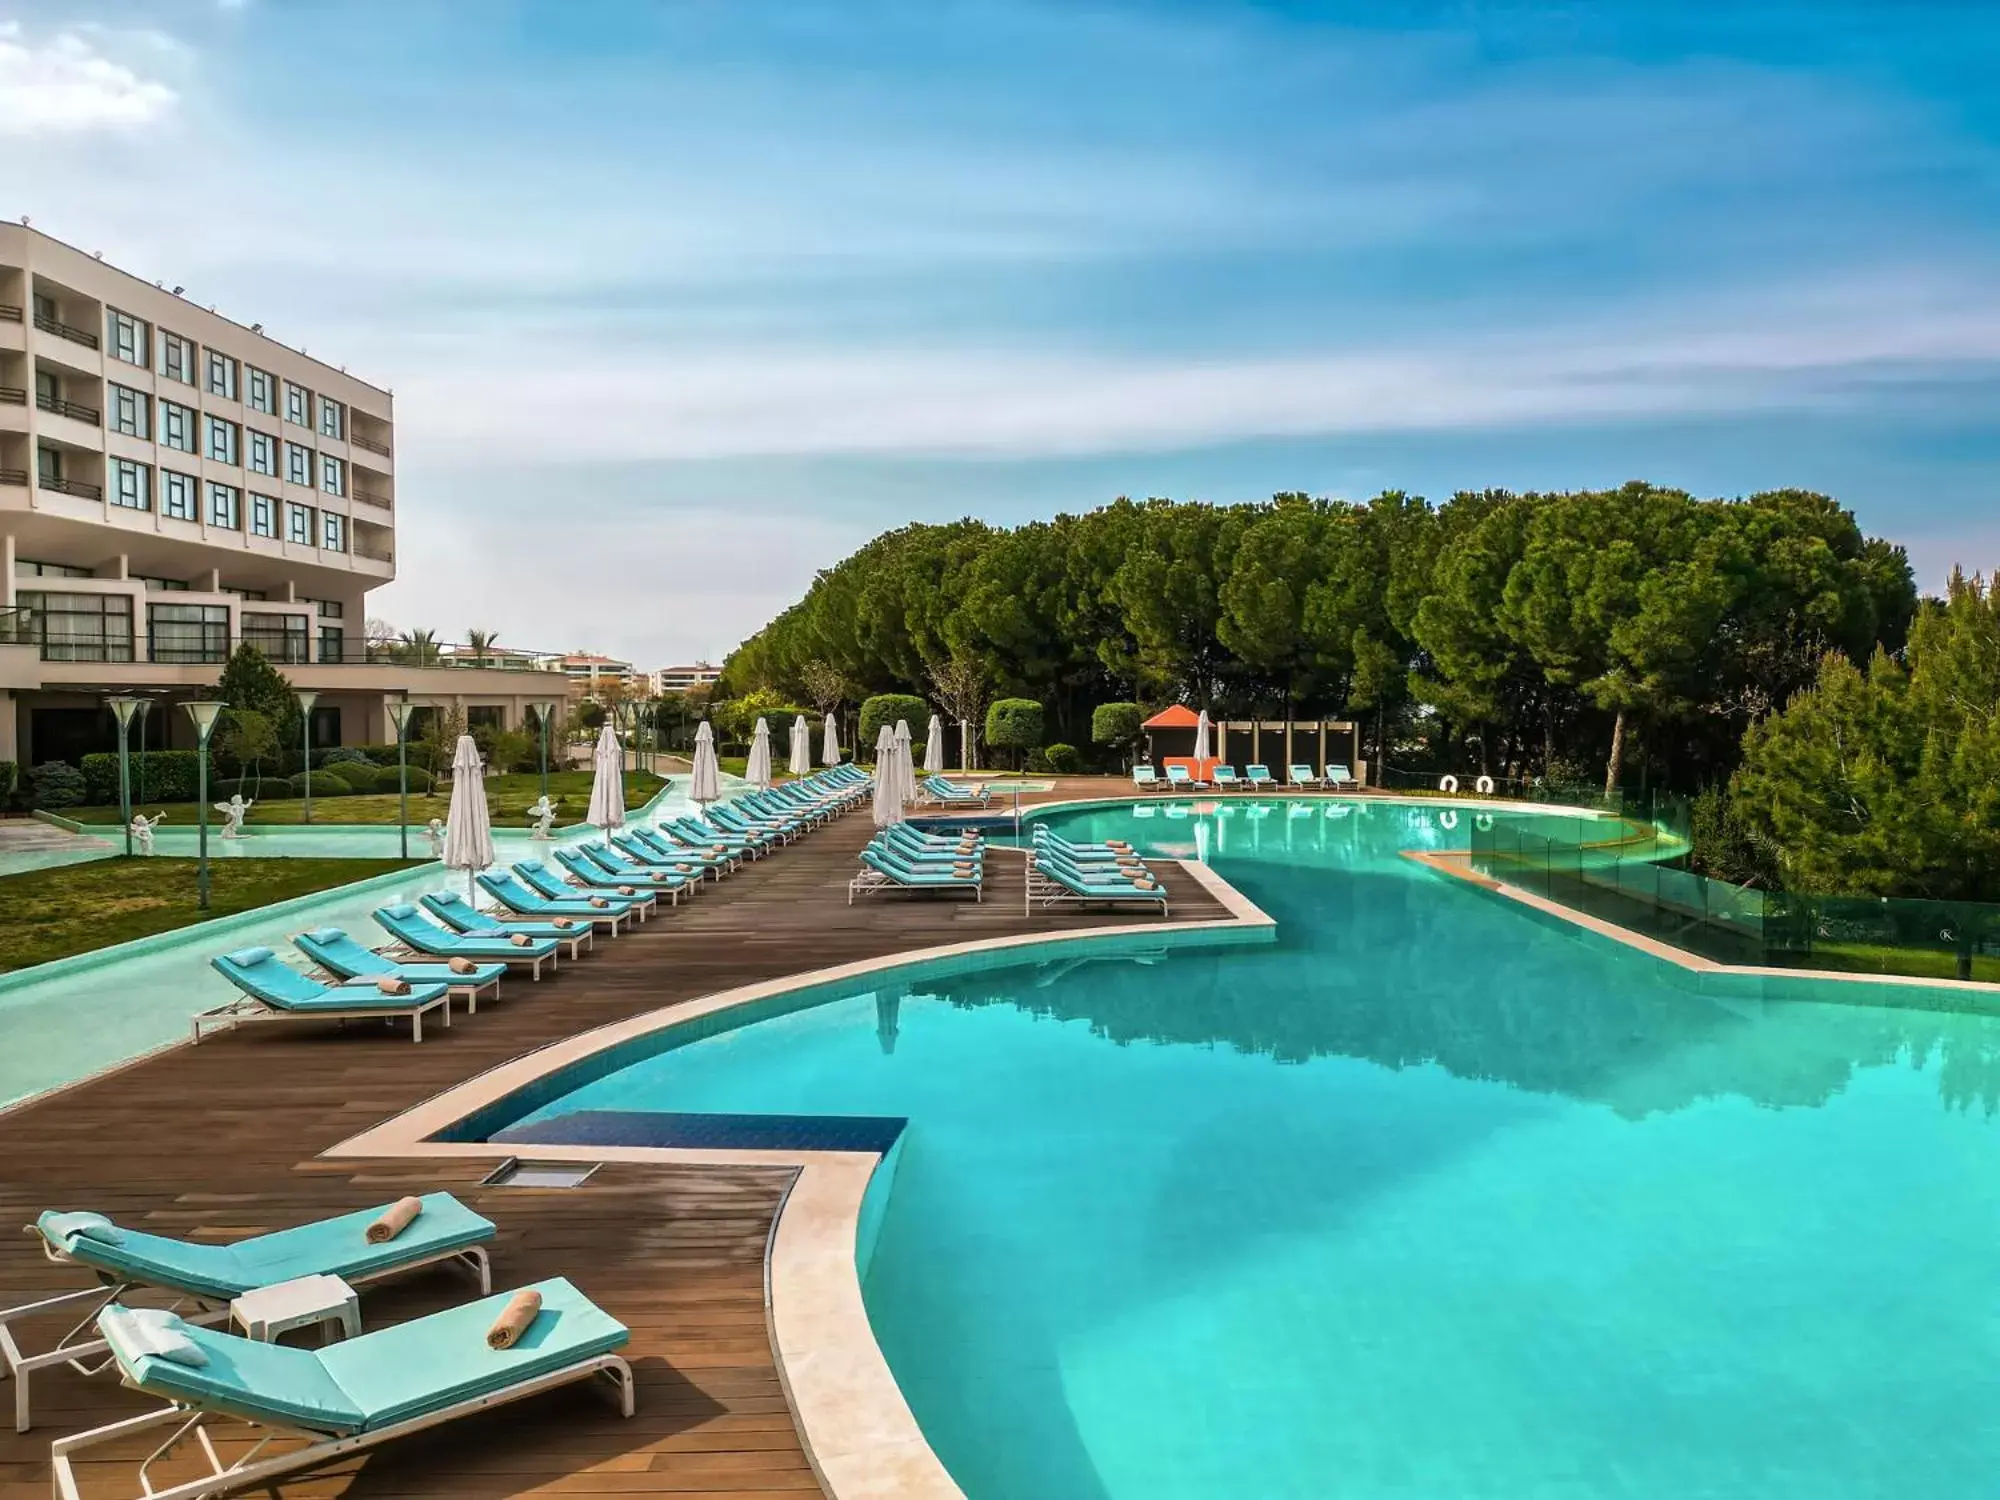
[1142,705,1202,729]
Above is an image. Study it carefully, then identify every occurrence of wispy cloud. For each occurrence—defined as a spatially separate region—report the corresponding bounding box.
[0,20,178,135]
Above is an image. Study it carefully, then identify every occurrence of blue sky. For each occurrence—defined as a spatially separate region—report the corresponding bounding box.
[6,1,1999,666]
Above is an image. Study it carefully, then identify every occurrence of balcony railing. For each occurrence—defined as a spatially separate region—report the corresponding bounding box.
[0,305,22,323]
[0,606,35,647]
[38,474,103,501]
[33,314,99,351]
[22,628,573,670]
[350,432,392,457]
[0,468,26,487]
[353,487,392,508]
[0,387,24,405]
[35,392,100,425]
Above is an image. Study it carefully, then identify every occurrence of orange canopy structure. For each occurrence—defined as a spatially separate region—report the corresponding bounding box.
[1141,705,1202,729]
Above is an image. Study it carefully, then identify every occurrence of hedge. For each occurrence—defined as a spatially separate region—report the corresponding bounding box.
[80,750,206,805]
[289,770,355,796]
[0,760,15,799]
[984,699,1045,768]
[30,762,88,809]
[858,694,929,755]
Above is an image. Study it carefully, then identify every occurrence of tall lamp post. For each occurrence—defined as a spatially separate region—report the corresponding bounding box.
[615,699,637,772]
[531,699,559,802]
[295,690,320,824]
[387,698,418,860]
[107,696,143,857]
[183,700,227,909]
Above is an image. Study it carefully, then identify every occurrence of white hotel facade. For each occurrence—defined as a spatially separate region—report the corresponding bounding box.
[0,226,556,766]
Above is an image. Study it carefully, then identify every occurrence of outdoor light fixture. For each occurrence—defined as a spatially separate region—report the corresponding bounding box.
[107,696,143,857]
[183,700,227,909]
[387,697,420,860]
[296,690,321,824]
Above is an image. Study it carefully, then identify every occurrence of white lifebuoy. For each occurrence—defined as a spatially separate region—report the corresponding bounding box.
[1475,774,1495,795]
[1439,809,1459,830]
[1438,774,1459,793]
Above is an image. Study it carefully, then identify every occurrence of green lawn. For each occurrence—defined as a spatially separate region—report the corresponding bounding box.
[0,857,423,972]
[57,770,668,829]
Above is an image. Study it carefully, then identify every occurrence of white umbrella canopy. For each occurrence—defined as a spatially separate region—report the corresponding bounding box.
[746,718,774,788]
[443,734,494,898]
[822,712,840,766]
[789,715,812,776]
[690,720,722,804]
[586,722,625,833]
[1193,709,1212,763]
[924,714,945,775]
[872,724,903,828]
[893,719,918,804]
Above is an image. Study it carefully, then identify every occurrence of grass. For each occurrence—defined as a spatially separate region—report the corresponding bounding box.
[56,770,668,829]
[0,856,423,973]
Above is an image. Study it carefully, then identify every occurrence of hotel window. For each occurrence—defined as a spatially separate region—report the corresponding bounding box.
[249,493,279,538]
[106,309,149,367]
[319,455,345,497]
[208,481,241,531]
[247,429,277,477]
[134,575,189,592]
[206,351,239,401]
[205,416,240,466]
[111,458,152,511]
[246,366,276,415]
[241,611,310,664]
[319,623,346,663]
[316,599,344,619]
[285,442,313,486]
[159,331,196,385]
[284,381,311,427]
[320,511,347,552]
[109,385,150,439]
[18,591,134,663]
[160,401,197,454]
[286,501,315,544]
[222,587,268,601]
[161,469,198,521]
[147,602,228,664]
[13,560,93,579]
[317,397,344,440]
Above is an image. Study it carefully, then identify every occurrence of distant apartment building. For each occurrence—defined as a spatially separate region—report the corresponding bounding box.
[555,652,635,699]
[648,662,719,695]
[0,226,558,765]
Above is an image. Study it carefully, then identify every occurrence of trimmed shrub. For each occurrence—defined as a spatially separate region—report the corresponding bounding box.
[81,750,206,805]
[209,778,250,801]
[319,747,371,769]
[289,771,352,797]
[1043,742,1082,774]
[401,766,436,795]
[0,760,14,797]
[984,698,1045,769]
[858,694,928,756]
[30,761,88,809]
[1091,702,1144,748]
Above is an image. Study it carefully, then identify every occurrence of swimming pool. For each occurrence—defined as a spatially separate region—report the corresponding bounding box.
[508,798,2000,1499]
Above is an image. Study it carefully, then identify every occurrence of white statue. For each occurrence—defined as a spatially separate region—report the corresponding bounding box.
[526,795,559,840]
[130,812,164,854]
[214,794,252,838]
[425,817,446,857]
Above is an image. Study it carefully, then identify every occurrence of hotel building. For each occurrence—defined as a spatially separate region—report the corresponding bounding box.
[0,226,556,765]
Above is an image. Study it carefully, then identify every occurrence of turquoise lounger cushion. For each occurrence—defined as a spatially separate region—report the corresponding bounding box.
[103,1308,367,1434]
[39,1209,125,1245]
[319,1277,629,1429]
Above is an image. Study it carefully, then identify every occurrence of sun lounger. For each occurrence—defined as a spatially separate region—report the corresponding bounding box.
[5,1193,493,1432]
[556,846,691,904]
[1164,763,1197,790]
[661,816,768,858]
[848,844,983,903]
[1131,764,1163,792]
[51,1277,630,1499]
[616,828,732,879]
[1212,765,1242,790]
[475,871,637,932]
[1026,854,1169,916]
[921,775,991,806]
[1323,762,1359,790]
[514,860,660,919]
[419,891,593,959]
[373,904,559,979]
[292,927,503,1011]
[709,803,802,842]
[1288,764,1320,789]
[1245,764,1274,789]
[196,948,453,1045]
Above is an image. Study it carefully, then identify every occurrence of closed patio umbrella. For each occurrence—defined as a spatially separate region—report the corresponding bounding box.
[789,715,812,776]
[442,734,494,900]
[586,721,625,834]
[690,720,722,804]
[872,724,903,828]
[746,718,773,788]
[1193,709,1212,763]
[893,719,918,805]
[924,714,945,775]
[822,712,840,765]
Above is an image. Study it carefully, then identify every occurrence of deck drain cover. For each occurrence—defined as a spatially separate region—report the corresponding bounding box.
[480,1158,600,1189]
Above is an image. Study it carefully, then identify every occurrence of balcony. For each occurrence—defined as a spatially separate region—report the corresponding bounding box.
[351,431,392,457]
[353,485,393,510]
[0,605,34,645]
[35,392,100,425]
[38,474,103,501]
[0,387,23,405]
[0,305,22,323]
[33,313,99,350]
[0,469,25,487]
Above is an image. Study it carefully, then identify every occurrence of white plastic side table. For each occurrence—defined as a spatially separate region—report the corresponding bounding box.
[229,1274,360,1344]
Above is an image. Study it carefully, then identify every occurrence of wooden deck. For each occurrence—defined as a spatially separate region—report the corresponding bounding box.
[0,790,1221,1499]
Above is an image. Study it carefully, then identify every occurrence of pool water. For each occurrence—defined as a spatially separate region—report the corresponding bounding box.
[513,799,2000,1498]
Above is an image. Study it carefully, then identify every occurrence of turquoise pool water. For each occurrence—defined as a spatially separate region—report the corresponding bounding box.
[510,798,2000,1498]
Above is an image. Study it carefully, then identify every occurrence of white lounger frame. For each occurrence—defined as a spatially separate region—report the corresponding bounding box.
[1025,862,1171,918]
[0,1232,491,1432]
[384,937,553,980]
[483,889,633,934]
[847,867,983,904]
[189,989,452,1046]
[50,1351,633,1500]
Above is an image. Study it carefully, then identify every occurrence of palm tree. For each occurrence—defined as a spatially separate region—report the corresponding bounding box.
[465,628,500,667]
[399,627,439,667]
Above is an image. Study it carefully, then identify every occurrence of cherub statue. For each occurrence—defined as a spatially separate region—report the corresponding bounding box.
[526,795,560,840]
[130,811,164,854]
[214,794,252,838]
[424,817,446,857]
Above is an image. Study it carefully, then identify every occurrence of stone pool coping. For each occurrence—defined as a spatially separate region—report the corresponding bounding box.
[324,852,1271,1500]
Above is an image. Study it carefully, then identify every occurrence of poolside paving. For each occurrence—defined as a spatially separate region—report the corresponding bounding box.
[0,785,1220,1499]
